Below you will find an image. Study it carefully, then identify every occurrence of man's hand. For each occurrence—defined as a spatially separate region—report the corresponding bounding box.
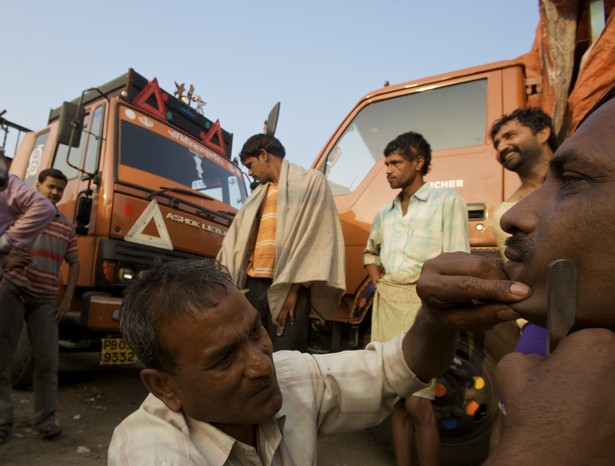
[54,298,71,322]
[404,252,528,382]
[487,328,615,465]
[366,264,384,288]
[416,252,528,329]
[4,249,32,270]
[277,284,302,332]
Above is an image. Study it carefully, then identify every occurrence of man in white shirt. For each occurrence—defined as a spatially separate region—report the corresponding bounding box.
[108,258,523,465]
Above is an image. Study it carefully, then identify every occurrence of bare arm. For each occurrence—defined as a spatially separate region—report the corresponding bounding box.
[54,261,80,322]
[277,283,302,329]
[365,263,384,288]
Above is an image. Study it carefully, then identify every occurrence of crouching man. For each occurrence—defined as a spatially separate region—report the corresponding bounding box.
[108,258,524,465]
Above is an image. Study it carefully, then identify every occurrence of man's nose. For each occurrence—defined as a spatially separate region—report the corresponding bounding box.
[243,346,273,379]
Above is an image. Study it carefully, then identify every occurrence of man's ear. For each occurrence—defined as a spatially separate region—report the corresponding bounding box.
[537,126,551,145]
[140,368,183,412]
[415,155,426,172]
[258,148,269,161]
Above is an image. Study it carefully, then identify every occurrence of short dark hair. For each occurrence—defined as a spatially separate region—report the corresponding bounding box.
[38,168,67,184]
[489,108,558,152]
[239,134,286,162]
[383,131,432,176]
[119,259,234,374]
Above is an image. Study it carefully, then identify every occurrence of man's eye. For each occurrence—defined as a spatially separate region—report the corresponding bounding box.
[251,322,264,339]
[561,171,590,191]
[213,352,233,369]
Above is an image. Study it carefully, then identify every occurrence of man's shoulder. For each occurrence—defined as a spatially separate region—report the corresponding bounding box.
[288,162,323,182]
[109,394,191,464]
[424,185,464,202]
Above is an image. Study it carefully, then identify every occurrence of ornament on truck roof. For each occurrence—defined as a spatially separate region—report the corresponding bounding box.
[174,81,207,115]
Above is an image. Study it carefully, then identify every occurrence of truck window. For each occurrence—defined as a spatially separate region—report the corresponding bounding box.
[52,113,91,180]
[23,131,51,186]
[323,79,487,195]
[117,108,247,209]
[83,105,105,175]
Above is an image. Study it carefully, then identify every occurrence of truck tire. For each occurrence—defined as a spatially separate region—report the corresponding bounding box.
[437,322,520,465]
[369,321,520,466]
[11,326,35,389]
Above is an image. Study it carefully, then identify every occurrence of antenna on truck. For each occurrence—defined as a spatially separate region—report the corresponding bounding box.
[264,102,281,136]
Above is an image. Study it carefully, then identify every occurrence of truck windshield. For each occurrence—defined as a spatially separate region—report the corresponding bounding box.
[322,79,487,195]
[117,105,247,209]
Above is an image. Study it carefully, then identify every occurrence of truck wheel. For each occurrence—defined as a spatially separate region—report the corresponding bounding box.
[11,326,35,389]
[436,322,520,465]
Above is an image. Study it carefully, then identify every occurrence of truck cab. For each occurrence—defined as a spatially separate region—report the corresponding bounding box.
[9,69,247,365]
[309,61,529,462]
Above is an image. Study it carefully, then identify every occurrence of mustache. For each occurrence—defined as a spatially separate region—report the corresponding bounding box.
[500,147,516,159]
[505,234,533,262]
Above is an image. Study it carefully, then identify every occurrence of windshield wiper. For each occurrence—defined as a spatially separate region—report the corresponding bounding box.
[146,186,215,201]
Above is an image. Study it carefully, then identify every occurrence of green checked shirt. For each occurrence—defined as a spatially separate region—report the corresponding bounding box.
[363,183,470,282]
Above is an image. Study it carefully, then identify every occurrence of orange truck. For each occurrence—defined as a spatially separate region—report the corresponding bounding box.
[309,0,615,462]
[8,69,247,378]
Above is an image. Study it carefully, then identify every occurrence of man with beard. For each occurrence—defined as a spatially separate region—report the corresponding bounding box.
[415,86,615,464]
[489,108,557,260]
[488,109,556,445]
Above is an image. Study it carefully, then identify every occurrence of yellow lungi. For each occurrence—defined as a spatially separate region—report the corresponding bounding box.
[371,274,436,399]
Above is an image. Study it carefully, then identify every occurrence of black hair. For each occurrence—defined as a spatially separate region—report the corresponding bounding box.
[489,107,558,152]
[38,168,67,184]
[239,134,286,162]
[383,131,432,176]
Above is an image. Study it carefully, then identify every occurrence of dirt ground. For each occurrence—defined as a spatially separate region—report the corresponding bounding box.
[0,352,395,466]
[0,353,147,466]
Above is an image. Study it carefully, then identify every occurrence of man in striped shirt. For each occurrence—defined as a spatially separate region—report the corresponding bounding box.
[0,168,79,445]
[218,134,345,352]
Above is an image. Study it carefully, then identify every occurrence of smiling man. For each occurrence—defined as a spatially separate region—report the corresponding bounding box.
[415,86,615,464]
[489,108,556,260]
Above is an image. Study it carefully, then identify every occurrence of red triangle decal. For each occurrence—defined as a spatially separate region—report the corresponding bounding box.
[201,119,226,156]
[133,78,168,120]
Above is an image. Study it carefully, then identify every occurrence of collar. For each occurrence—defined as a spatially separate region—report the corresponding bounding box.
[390,183,431,210]
[187,414,286,466]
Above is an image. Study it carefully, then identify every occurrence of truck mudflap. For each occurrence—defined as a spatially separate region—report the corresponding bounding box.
[309,277,376,353]
[81,292,123,331]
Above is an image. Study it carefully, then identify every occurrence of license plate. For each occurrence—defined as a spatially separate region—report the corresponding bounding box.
[101,337,138,365]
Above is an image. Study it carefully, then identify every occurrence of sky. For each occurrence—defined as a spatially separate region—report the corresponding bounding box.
[1,0,539,169]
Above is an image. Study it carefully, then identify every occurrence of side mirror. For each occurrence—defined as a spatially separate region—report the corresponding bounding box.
[264,102,281,136]
[74,190,93,235]
[57,102,85,148]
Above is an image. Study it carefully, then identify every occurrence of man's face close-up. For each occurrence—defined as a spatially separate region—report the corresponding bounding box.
[501,97,615,331]
[157,285,283,430]
[36,176,66,205]
[493,119,544,172]
[242,152,272,185]
[384,151,422,190]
